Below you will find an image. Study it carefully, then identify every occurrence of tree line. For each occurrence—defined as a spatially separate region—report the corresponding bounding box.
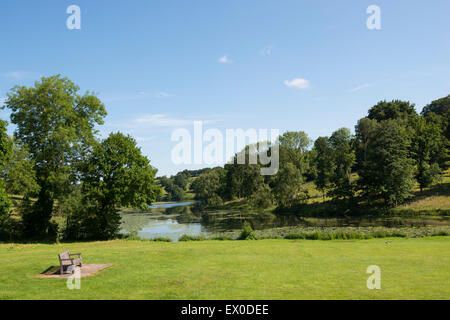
[0,75,161,241]
[191,96,449,212]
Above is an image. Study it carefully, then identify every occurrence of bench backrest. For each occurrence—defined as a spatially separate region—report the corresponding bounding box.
[59,251,70,261]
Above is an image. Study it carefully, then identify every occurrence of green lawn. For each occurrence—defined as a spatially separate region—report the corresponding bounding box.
[1,238,449,300]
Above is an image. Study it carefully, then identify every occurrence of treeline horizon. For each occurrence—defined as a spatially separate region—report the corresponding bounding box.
[182,95,450,214]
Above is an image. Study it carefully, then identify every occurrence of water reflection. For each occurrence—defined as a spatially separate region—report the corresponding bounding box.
[120,202,450,241]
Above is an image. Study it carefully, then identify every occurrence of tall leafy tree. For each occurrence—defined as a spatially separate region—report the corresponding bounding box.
[312,137,335,199]
[71,133,161,240]
[191,167,225,207]
[279,131,311,173]
[2,139,40,198]
[3,75,107,238]
[421,95,450,168]
[272,162,303,208]
[358,120,415,207]
[355,118,378,164]
[411,117,443,192]
[368,100,418,123]
[0,120,12,225]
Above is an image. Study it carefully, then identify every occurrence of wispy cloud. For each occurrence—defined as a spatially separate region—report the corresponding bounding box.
[134,114,195,127]
[218,55,233,64]
[350,83,372,92]
[135,136,154,143]
[260,45,274,56]
[4,72,33,80]
[155,91,171,99]
[284,78,311,89]
[102,90,172,102]
[134,114,221,128]
[0,97,5,106]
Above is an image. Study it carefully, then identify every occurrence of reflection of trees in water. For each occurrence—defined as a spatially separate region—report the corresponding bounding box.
[120,214,154,234]
[198,209,306,231]
[123,203,450,235]
[172,206,203,224]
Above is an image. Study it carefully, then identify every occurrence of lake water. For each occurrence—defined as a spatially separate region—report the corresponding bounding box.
[120,202,450,241]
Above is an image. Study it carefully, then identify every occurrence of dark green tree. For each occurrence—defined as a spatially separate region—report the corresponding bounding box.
[411,117,443,192]
[272,162,303,208]
[0,120,12,225]
[421,95,450,168]
[70,132,161,240]
[2,139,40,198]
[191,168,225,207]
[173,173,188,190]
[279,131,311,173]
[3,75,107,238]
[327,128,356,202]
[312,137,335,199]
[368,100,418,123]
[358,120,415,207]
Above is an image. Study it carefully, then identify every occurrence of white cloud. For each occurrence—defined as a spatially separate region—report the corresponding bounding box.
[0,97,5,106]
[155,91,171,99]
[284,78,310,89]
[134,114,221,128]
[218,55,233,64]
[260,45,274,56]
[135,136,154,142]
[134,114,194,127]
[350,83,372,92]
[102,90,172,102]
[4,72,33,80]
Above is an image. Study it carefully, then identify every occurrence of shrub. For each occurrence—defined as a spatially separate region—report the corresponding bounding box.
[212,236,233,241]
[152,237,173,242]
[238,222,257,240]
[178,234,205,242]
[432,231,449,237]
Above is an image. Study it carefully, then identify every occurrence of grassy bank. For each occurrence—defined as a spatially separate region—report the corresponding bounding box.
[1,238,449,300]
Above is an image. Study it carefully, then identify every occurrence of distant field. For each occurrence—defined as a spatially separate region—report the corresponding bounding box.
[1,238,449,300]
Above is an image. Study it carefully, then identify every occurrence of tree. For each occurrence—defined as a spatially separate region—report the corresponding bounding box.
[173,173,188,190]
[368,100,418,123]
[358,120,415,207]
[422,95,450,117]
[0,120,12,225]
[223,146,266,201]
[411,117,443,192]
[327,128,356,202]
[70,133,161,240]
[272,162,303,208]
[355,118,378,163]
[2,139,40,198]
[3,75,107,238]
[279,131,311,173]
[421,95,450,168]
[191,168,225,207]
[312,137,335,199]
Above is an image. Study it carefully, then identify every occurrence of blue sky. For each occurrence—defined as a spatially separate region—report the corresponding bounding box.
[1,0,449,176]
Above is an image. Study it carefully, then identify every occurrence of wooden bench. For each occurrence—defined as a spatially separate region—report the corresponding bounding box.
[58,251,83,274]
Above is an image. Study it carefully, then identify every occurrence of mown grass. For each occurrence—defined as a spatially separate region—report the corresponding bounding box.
[0,238,449,300]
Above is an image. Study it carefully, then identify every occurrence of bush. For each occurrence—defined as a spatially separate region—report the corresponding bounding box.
[432,231,449,237]
[238,222,257,240]
[212,236,233,241]
[151,237,173,242]
[178,234,205,242]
